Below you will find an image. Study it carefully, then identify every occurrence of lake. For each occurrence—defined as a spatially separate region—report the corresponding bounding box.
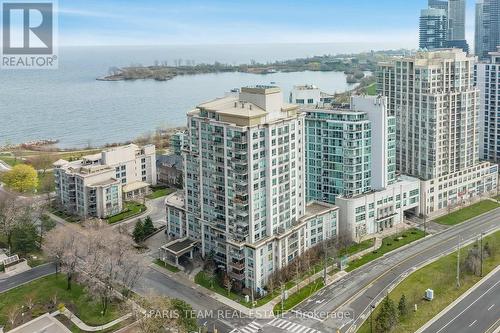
[0,44,372,148]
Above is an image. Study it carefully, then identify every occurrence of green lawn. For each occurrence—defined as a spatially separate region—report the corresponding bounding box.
[146,187,175,199]
[0,274,122,331]
[0,155,22,167]
[107,202,146,224]
[273,278,325,315]
[194,271,246,304]
[346,229,426,272]
[364,83,377,95]
[434,200,500,226]
[357,230,500,333]
[340,238,375,257]
[154,259,181,273]
[50,208,81,223]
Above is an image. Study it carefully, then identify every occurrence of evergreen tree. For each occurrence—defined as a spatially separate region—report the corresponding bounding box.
[143,216,155,237]
[375,295,398,332]
[398,294,408,317]
[133,219,145,243]
[11,223,39,256]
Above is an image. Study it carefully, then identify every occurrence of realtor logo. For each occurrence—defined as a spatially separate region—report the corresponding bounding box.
[1,1,58,69]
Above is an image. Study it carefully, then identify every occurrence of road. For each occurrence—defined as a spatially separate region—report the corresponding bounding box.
[420,267,500,333]
[0,263,56,293]
[270,208,500,333]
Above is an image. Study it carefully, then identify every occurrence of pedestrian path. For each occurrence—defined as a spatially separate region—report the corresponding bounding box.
[268,318,323,333]
[52,308,132,332]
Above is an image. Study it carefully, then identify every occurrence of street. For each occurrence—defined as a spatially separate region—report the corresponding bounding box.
[271,208,500,333]
[420,267,500,333]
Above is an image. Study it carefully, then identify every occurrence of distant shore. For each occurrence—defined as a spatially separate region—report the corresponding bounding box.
[96,50,398,83]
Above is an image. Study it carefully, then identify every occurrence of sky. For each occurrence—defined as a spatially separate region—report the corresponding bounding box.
[56,0,478,47]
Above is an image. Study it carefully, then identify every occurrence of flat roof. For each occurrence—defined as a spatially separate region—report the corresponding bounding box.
[161,238,197,255]
[7,313,72,333]
[122,181,149,192]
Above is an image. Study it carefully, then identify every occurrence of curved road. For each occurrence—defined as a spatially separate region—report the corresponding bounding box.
[279,208,500,333]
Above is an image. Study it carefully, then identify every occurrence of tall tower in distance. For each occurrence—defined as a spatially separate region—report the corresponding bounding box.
[420,8,448,49]
[448,0,466,40]
[475,0,500,59]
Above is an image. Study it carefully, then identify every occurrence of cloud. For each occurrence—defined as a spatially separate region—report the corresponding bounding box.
[57,8,123,19]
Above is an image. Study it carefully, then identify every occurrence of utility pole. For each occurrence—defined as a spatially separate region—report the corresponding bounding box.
[251,280,254,308]
[480,232,484,277]
[456,236,461,288]
[280,283,284,315]
[323,240,328,285]
[423,214,427,236]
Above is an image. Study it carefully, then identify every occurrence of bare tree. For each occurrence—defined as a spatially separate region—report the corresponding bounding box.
[223,273,233,296]
[25,292,36,310]
[43,225,80,289]
[7,306,19,327]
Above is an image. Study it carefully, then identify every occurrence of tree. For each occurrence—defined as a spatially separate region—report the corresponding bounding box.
[11,222,39,256]
[143,216,155,237]
[0,198,32,251]
[398,294,408,317]
[375,295,398,332]
[175,173,183,189]
[3,164,38,193]
[223,273,233,296]
[43,225,80,290]
[133,219,145,243]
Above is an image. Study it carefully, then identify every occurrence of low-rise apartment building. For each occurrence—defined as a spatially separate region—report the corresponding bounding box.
[53,144,156,218]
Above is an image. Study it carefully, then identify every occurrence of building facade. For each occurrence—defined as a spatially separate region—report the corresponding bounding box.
[180,86,339,291]
[53,144,156,218]
[378,49,498,215]
[336,175,420,240]
[475,48,500,162]
[419,8,448,50]
[305,106,372,203]
[171,131,187,155]
[475,0,500,59]
[304,95,419,240]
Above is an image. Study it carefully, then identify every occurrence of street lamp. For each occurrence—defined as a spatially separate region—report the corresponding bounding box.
[480,232,484,277]
[370,304,376,333]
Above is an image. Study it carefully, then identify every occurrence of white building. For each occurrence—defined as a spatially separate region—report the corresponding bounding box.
[336,175,420,240]
[379,49,498,216]
[53,144,156,218]
[173,86,339,291]
[289,85,334,107]
[476,48,500,163]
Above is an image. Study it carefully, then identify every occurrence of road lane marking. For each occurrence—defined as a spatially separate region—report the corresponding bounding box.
[436,279,500,333]
[488,304,495,311]
[469,320,477,327]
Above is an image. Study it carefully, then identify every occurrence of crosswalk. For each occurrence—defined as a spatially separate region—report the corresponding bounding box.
[229,318,323,333]
[268,318,323,333]
[229,321,263,333]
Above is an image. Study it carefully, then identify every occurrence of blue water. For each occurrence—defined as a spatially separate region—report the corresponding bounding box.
[0,44,373,148]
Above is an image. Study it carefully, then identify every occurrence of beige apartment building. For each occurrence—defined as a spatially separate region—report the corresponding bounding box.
[53,144,157,218]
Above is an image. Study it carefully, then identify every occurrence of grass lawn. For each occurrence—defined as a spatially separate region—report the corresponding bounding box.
[50,208,81,223]
[0,155,23,167]
[340,238,375,257]
[346,228,426,272]
[146,187,175,199]
[107,202,146,224]
[357,230,500,333]
[434,200,500,226]
[154,259,180,273]
[0,274,122,331]
[195,271,246,304]
[364,83,377,95]
[273,278,325,315]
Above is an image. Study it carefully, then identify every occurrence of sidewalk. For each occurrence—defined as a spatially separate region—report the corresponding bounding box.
[52,308,132,332]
